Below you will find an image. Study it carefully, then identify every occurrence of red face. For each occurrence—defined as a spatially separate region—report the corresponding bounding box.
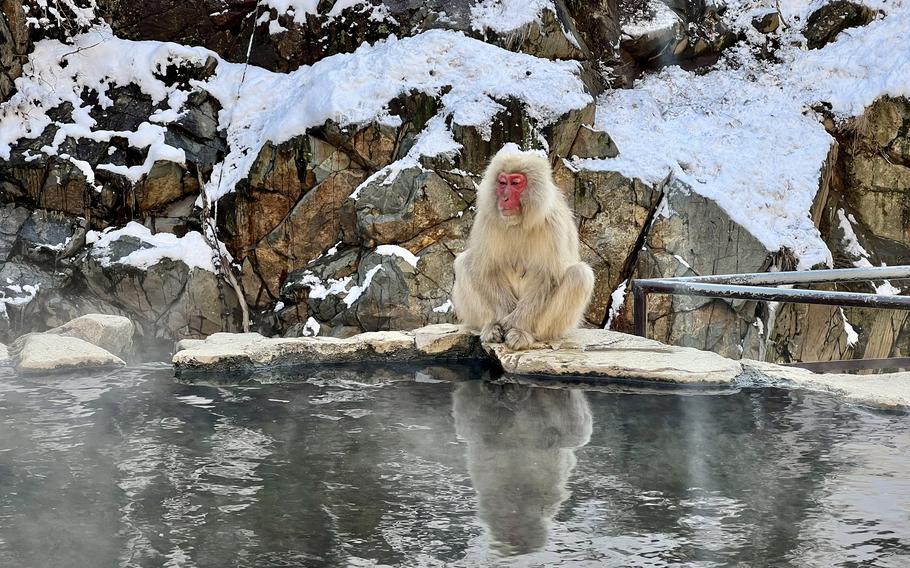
[495,172,527,216]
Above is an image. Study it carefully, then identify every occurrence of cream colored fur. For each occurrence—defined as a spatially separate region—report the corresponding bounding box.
[452,148,595,349]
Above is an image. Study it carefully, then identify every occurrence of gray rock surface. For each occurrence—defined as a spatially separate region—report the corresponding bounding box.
[10,333,125,375]
[45,314,134,359]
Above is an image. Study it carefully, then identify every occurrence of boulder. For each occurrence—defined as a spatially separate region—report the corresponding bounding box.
[78,234,241,340]
[741,360,910,410]
[804,1,876,49]
[44,314,135,359]
[342,166,473,246]
[10,333,125,375]
[486,328,743,384]
[620,181,773,359]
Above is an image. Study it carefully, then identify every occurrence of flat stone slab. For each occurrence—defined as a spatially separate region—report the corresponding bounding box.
[173,326,910,409]
[742,360,910,410]
[486,329,743,384]
[11,333,125,375]
[173,324,480,373]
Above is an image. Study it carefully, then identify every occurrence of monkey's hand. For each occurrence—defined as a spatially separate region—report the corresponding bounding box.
[480,322,505,343]
[505,328,535,350]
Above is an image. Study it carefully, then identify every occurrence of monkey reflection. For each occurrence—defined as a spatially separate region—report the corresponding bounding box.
[453,381,592,556]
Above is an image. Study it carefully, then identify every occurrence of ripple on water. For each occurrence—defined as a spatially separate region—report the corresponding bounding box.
[0,367,908,567]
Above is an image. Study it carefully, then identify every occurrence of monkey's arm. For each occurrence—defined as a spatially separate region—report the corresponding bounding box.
[501,269,555,332]
[474,266,518,320]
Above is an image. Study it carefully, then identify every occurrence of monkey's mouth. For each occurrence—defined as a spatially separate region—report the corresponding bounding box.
[500,206,521,216]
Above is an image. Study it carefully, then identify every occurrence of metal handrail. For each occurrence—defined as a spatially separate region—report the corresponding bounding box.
[646,265,910,286]
[631,265,910,372]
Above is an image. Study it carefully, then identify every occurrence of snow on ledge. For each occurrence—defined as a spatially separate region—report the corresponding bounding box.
[376,245,420,268]
[86,222,216,272]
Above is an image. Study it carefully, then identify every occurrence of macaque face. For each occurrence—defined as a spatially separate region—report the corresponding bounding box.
[495,172,528,217]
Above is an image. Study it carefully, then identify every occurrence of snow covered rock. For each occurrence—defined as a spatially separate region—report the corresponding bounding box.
[9,333,125,375]
[77,224,242,340]
[44,314,134,359]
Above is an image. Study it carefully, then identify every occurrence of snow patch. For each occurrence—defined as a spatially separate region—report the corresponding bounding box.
[840,308,860,347]
[604,279,628,330]
[836,208,871,262]
[342,264,383,307]
[0,284,39,318]
[86,222,216,272]
[375,245,420,268]
[301,317,321,336]
[470,0,554,33]
[433,299,453,314]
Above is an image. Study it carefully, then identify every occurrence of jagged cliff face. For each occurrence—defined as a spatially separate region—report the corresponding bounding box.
[0,0,907,361]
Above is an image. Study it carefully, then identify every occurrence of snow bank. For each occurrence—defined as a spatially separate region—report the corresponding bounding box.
[577,0,910,269]
[86,222,216,272]
[1,27,589,203]
[203,28,591,201]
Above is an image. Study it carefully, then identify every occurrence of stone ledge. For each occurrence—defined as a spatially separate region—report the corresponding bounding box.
[486,329,743,384]
[174,325,741,384]
[741,360,910,410]
[172,324,482,373]
[172,326,910,409]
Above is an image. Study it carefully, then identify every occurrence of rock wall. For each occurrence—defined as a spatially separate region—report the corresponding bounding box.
[0,0,907,363]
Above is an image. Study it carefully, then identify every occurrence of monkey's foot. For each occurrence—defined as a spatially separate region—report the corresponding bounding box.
[505,328,535,350]
[480,323,505,343]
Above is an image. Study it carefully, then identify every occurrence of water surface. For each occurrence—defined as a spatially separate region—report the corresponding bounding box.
[0,363,908,567]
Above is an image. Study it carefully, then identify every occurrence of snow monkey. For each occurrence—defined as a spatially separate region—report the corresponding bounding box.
[452,146,595,350]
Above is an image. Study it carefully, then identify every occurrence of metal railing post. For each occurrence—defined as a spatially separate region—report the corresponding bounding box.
[633,284,648,338]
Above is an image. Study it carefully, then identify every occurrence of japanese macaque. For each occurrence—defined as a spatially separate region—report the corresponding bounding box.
[453,147,595,350]
[453,381,592,556]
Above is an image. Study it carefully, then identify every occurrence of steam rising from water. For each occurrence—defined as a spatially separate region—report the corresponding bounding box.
[0,363,908,566]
